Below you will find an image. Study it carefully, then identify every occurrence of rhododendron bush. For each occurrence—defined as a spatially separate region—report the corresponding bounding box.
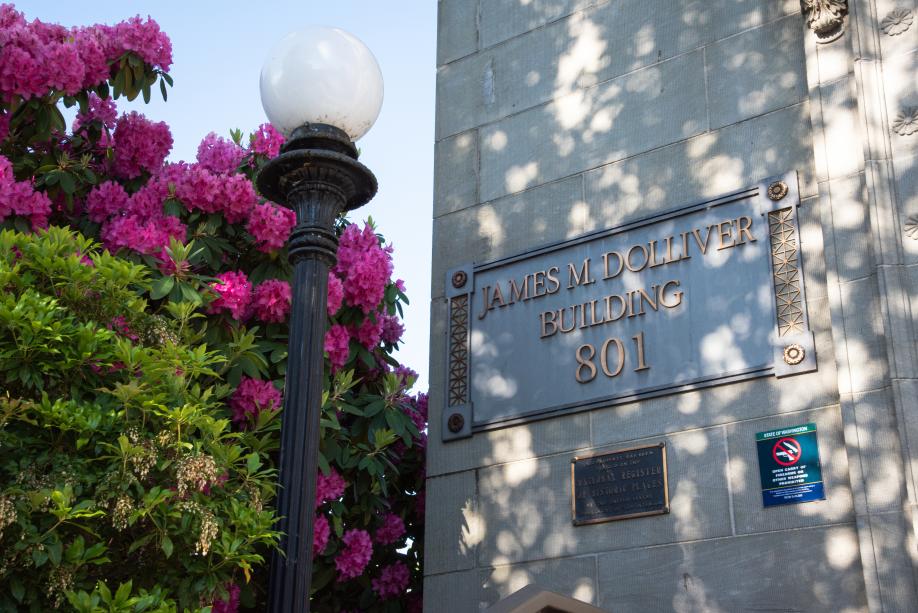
[0,6,425,612]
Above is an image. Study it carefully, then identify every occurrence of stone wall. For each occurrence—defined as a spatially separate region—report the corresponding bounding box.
[426,1,918,610]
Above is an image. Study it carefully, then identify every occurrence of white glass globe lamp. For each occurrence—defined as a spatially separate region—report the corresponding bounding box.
[259,26,384,141]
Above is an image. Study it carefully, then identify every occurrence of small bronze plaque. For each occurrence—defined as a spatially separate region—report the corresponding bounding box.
[571,442,669,525]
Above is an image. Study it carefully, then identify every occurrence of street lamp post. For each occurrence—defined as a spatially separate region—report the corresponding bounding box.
[256,26,383,612]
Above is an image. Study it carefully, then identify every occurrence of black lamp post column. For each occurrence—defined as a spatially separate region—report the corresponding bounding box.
[257,123,377,613]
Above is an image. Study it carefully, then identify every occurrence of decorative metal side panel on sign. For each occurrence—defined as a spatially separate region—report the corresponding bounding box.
[443,173,817,441]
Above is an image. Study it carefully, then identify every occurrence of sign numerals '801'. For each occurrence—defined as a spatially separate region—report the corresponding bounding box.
[575,332,650,383]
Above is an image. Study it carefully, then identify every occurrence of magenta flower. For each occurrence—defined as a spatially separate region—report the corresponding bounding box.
[84,180,129,222]
[373,513,405,545]
[324,324,350,372]
[327,273,344,315]
[333,223,394,314]
[355,316,383,349]
[103,15,173,71]
[252,279,291,324]
[229,377,281,425]
[100,214,185,256]
[211,583,240,613]
[250,123,285,158]
[0,155,52,230]
[380,314,405,344]
[209,271,252,321]
[112,112,172,179]
[334,529,373,582]
[73,92,118,131]
[315,468,346,508]
[313,514,330,557]
[371,562,410,599]
[196,132,245,175]
[246,202,295,252]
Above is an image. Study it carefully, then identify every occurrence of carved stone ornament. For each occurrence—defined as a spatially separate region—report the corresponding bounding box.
[783,344,806,366]
[906,215,918,240]
[801,0,848,42]
[893,107,918,136]
[882,8,914,36]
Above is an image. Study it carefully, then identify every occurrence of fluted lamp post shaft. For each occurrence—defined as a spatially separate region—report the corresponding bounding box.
[257,123,376,612]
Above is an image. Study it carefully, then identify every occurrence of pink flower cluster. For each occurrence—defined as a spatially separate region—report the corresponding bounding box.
[85,178,186,256]
[211,583,240,613]
[371,562,410,600]
[209,271,252,320]
[335,529,373,582]
[324,324,351,372]
[229,377,281,425]
[170,162,259,223]
[252,279,291,323]
[246,202,295,252]
[112,112,172,179]
[327,273,344,314]
[105,15,172,72]
[315,468,346,508]
[380,314,405,345]
[0,155,51,229]
[313,514,330,557]
[73,92,118,132]
[333,223,394,314]
[0,7,172,100]
[197,132,244,175]
[249,123,284,158]
[374,513,405,545]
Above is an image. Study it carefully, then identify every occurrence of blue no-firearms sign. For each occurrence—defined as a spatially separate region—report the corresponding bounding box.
[756,423,825,507]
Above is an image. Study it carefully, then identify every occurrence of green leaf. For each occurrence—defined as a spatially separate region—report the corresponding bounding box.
[10,577,24,602]
[150,276,174,300]
[160,535,173,559]
[159,78,168,101]
[47,540,62,566]
[58,172,76,195]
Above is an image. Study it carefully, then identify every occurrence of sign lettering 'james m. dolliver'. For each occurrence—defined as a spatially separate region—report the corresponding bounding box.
[443,174,818,440]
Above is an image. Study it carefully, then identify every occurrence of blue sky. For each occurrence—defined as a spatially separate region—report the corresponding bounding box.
[18,1,438,390]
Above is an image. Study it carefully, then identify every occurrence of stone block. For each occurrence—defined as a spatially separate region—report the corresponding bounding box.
[837,275,890,394]
[436,13,610,140]
[595,525,867,611]
[434,129,479,218]
[583,102,815,232]
[884,44,918,162]
[893,153,918,266]
[798,195,829,300]
[865,510,918,611]
[480,556,598,607]
[877,265,918,379]
[424,569,482,613]
[894,379,918,500]
[431,176,584,299]
[705,15,807,129]
[476,428,732,566]
[479,50,708,202]
[877,0,918,63]
[479,0,597,49]
[439,0,800,140]
[819,76,864,180]
[427,406,592,478]
[576,0,800,92]
[826,173,874,283]
[424,470,480,574]
[437,0,478,65]
[724,405,854,535]
[851,388,907,513]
